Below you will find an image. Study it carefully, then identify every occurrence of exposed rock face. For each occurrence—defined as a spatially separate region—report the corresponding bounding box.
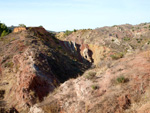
[0,27,90,112]
[13,27,27,33]
[88,45,110,66]
[29,104,44,113]
[11,48,57,107]
[59,39,108,65]
[59,40,93,63]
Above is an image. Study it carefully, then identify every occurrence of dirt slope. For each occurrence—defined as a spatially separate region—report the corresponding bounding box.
[37,50,150,113]
[0,27,90,112]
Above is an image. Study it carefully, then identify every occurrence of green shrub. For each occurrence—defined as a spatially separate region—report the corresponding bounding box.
[85,71,96,79]
[39,25,43,28]
[91,85,98,90]
[1,30,9,37]
[116,76,125,83]
[19,24,26,27]
[137,41,141,43]
[147,41,150,45]
[123,37,130,41]
[110,52,124,60]
[4,62,14,68]
[0,22,11,37]
[73,29,77,32]
[136,39,142,43]
[112,39,114,42]
[64,30,73,36]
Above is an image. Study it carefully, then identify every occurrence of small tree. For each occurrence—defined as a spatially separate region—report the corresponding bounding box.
[73,29,77,32]
[19,24,26,27]
[0,22,10,37]
[1,30,9,37]
[39,25,43,28]
[65,30,73,36]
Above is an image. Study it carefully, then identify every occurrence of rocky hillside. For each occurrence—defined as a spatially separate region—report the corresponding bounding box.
[57,23,150,66]
[36,50,150,113]
[0,23,150,112]
[37,23,150,113]
[0,27,90,112]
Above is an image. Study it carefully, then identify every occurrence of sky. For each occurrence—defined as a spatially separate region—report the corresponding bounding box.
[0,0,150,31]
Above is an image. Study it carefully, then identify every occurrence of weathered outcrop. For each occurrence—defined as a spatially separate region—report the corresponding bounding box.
[13,27,27,33]
[60,40,93,63]
[0,27,90,112]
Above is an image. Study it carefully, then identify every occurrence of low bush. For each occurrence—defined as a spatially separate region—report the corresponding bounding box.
[123,37,130,41]
[4,62,14,68]
[116,76,129,84]
[91,85,98,90]
[42,101,60,113]
[85,71,96,80]
[0,22,11,37]
[110,52,124,60]
[64,30,73,36]
[117,76,125,83]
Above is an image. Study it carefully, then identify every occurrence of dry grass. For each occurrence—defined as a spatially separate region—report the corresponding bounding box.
[41,101,60,113]
[85,71,96,80]
[4,61,14,68]
[110,52,124,60]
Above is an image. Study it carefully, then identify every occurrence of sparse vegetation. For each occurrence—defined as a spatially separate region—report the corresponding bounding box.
[4,61,14,68]
[19,24,26,27]
[91,85,98,90]
[110,52,124,60]
[123,37,130,41]
[41,101,60,113]
[136,39,142,43]
[1,55,13,64]
[116,76,128,83]
[73,29,77,32]
[0,22,11,37]
[147,41,150,45]
[39,25,43,28]
[85,71,96,80]
[117,76,125,83]
[64,30,73,36]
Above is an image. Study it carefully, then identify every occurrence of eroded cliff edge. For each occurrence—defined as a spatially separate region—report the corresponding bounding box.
[0,27,90,112]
